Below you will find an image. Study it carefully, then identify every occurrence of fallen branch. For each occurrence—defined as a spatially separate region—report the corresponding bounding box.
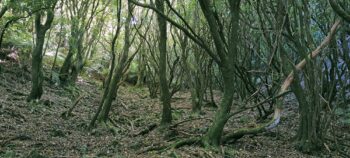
[61,95,84,119]
[222,121,272,144]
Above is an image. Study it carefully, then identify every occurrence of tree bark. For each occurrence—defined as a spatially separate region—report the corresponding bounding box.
[156,0,172,126]
[97,1,132,122]
[199,0,241,146]
[28,10,55,101]
[203,67,235,146]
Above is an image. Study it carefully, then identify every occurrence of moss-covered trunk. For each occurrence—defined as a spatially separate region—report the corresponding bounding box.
[202,67,235,146]
[59,46,73,83]
[97,70,122,122]
[97,2,132,122]
[28,34,45,101]
[198,0,240,146]
[291,67,322,153]
[28,10,55,101]
[156,0,172,126]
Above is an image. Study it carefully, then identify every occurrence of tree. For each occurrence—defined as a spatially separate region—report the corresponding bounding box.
[156,0,172,126]
[131,0,242,146]
[90,0,147,127]
[59,0,101,84]
[27,1,56,101]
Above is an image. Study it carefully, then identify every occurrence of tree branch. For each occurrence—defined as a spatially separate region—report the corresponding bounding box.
[329,0,350,23]
[129,0,221,65]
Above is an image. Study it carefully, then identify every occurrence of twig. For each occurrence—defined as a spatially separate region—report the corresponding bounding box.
[228,90,291,118]
[61,95,84,118]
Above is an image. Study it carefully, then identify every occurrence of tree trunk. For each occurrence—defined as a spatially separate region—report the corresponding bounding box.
[70,32,84,82]
[28,10,55,101]
[28,34,45,101]
[97,72,122,122]
[97,2,132,122]
[59,47,74,83]
[291,64,322,153]
[156,0,172,126]
[202,67,235,146]
[136,50,145,86]
[198,0,240,146]
[59,17,84,84]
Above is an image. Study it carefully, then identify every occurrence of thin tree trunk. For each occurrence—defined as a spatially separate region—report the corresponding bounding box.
[97,1,132,122]
[89,0,122,128]
[59,48,73,83]
[156,0,172,126]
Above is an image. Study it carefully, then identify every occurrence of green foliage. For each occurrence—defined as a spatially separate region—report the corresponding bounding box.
[129,61,139,74]
[334,108,346,116]
[336,107,350,126]
[340,118,350,126]
[172,109,185,120]
[238,115,250,124]
[3,23,32,49]
[64,84,81,99]
[1,150,16,158]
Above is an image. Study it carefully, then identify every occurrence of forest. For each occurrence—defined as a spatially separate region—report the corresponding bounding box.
[0,0,350,157]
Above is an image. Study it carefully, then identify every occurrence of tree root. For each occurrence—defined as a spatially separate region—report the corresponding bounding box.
[222,116,280,144]
[132,123,158,137]
[102,120,119,135]
[169,137,202,149]
[90,120,120,136]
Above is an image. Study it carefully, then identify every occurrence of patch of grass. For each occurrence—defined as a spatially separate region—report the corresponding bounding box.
[126,86,147,93]
[239,115,250,124]
[172,109,186,121]
[63,84,81,99]
[1,150,16,158]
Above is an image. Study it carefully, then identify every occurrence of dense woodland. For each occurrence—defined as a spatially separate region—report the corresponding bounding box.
[0,0,350,157]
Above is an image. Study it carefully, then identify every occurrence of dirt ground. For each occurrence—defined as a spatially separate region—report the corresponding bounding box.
[0,62,349,157]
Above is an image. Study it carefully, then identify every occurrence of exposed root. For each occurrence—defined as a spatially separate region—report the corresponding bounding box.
[222,115,280,144]
[105,121,119,135]
[169,137,202,149]
[91,120,120,136]
[132,123,158,137]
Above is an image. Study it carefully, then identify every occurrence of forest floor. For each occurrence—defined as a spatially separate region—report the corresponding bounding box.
[0,62,349,158]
